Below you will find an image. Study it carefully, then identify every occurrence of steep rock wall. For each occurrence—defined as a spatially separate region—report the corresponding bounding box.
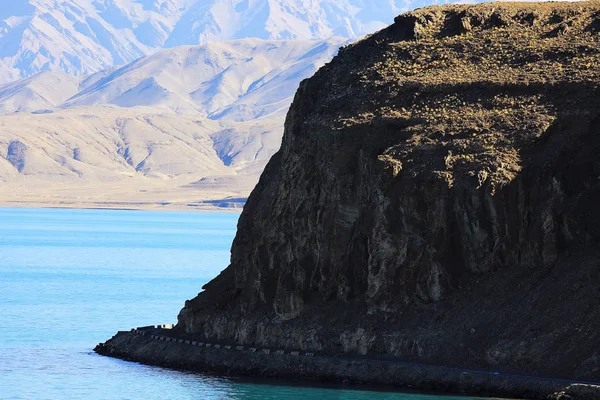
[177,2,600,380]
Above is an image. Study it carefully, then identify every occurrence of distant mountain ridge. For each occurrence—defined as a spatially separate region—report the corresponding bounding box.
[0,37,346,119]
[0,0,453,83]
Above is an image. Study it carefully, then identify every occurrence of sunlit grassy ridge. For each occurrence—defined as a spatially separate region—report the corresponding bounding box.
[331,1,600,191]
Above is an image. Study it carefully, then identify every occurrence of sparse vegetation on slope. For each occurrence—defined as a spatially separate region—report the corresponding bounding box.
[336,2,600,190]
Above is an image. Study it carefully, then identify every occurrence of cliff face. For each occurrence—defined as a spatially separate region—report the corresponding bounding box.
[177,2,600,380]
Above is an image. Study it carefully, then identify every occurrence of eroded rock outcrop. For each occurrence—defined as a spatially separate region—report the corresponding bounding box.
[177,2,600,381]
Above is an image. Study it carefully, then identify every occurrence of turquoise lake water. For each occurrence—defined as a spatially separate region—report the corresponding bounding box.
[0,207,487,400]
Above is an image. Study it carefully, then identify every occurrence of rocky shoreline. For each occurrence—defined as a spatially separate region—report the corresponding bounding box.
[95,329,600,399]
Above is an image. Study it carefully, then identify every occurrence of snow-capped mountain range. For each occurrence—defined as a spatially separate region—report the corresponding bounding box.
[0,0,449,83]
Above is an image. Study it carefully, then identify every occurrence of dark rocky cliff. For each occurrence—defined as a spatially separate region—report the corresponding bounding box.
[176,2,600,381]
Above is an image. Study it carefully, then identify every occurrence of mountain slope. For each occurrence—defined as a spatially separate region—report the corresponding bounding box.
[61,37,347,119]
[0,72,80,113]
[0,105,284,209]
[0,0,455,83]
[0,37,342,209]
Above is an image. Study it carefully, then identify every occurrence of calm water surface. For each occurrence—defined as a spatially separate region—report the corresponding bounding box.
[0,208,486,400]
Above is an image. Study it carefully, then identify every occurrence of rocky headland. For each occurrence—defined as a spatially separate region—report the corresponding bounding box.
[98,2,600,398]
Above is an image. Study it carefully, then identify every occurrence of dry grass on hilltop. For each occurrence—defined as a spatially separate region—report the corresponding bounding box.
[332,1,600,191]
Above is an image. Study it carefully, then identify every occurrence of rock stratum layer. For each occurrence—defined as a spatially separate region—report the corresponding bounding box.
[102,1,600,397]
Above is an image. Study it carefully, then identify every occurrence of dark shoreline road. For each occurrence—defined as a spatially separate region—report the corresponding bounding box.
[95,328,600,400]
